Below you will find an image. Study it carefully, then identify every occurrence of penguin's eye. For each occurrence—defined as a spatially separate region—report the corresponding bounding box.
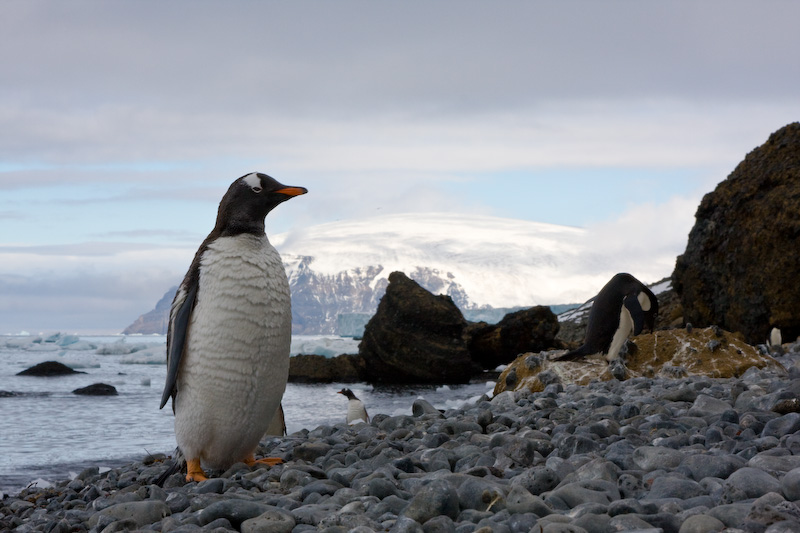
[251,186,262,193]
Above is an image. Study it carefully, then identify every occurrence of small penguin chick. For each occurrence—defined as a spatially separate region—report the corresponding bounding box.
[338,388,369,425]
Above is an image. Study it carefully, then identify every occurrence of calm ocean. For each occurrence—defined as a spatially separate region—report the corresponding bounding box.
[0,334,493,495]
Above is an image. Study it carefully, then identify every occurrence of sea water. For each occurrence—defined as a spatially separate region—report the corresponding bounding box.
[0,334,494,495]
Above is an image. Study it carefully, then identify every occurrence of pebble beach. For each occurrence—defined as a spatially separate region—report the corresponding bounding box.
[4,343,800,533]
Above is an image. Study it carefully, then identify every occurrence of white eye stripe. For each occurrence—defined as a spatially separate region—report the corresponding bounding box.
[242,173,262,189]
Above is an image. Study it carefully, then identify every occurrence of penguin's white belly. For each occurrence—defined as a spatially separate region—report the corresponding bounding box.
[347,400,368,424]
[175,234,291,469]
[606,306,634,362]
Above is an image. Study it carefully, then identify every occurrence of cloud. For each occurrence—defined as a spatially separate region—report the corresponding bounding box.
[0,242,193,333]
[0,271,176,334]
[583,193,701,284]
[0,2,796,332]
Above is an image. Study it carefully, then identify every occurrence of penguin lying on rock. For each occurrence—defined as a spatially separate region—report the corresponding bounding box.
[159,172,306,482]
[338,388,369,424]
[553,273,658,363]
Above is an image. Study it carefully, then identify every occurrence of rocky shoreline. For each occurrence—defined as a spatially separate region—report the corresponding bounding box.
[2,340,800,532]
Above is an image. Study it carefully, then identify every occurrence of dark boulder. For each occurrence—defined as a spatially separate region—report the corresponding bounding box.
[17,361,84,376]
[288,353,366,383]
[72,383,118,396]
[359,271,480,384]
[466,306,560,368]
[673,122,800,344]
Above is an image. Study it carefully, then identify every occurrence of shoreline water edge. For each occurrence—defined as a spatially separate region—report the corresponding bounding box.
[3,345,800,531]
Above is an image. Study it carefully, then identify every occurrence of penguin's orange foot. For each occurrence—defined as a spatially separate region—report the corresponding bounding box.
[186,458,208,482]
[244,454,283,467]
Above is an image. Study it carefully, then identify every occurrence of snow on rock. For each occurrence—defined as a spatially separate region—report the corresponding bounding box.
[271,212,665,334]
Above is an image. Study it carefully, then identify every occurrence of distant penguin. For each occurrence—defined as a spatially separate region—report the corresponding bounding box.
[553,273,658,363]
[768,327,782,348]
[337,388,369,424]
[767,327,783,355]
[159,172,307,481]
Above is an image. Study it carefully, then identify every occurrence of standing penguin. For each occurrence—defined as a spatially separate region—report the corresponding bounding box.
[159,172,306,482]
[553,273,658,363]
[337,388,369,424]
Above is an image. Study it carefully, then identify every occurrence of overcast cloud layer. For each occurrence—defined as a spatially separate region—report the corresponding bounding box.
[1,2,799,333]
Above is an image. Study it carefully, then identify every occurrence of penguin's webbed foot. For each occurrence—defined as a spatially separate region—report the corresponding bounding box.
[186,458,208,482]
[245,454,283,467]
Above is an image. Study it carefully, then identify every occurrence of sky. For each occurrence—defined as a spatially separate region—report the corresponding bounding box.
[1,2,799,334]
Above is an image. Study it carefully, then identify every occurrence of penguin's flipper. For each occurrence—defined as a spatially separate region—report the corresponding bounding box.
[160,283,198,411]
[624,293,645,335]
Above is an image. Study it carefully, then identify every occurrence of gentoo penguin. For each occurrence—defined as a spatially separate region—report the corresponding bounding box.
[159,172,306,482]
[767,327,783,355]
[337,388,369,424]
[553,273,658,363]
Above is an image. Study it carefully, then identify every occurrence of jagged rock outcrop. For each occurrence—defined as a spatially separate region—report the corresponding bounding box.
[494,326,783,395]
[122,286,176,335]
[466,306,561,368]
[673,123,800,345]
[288,354,366,383]
[359,271,480,384]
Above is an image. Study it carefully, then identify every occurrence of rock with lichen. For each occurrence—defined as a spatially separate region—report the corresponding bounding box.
[494,326,783,395]
[673,122,800,345]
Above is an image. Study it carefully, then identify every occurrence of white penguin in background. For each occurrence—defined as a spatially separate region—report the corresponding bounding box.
[767,327,783,355]
[338,388,369,425]
[159,172,306,482]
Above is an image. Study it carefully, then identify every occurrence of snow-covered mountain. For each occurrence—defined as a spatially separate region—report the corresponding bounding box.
[124,212,672,336]
[272,212,629,334]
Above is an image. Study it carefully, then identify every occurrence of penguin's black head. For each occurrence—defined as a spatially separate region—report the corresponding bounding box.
[337,388,357,400]
[215,172,307,236]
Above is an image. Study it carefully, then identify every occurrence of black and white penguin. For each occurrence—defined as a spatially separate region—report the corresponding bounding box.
[337,388,369,424]
[553,273,658,363]
[159,172,306,482]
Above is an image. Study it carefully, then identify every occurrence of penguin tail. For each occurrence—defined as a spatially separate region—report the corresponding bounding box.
[551,345,589,362]
[154,448,186,487]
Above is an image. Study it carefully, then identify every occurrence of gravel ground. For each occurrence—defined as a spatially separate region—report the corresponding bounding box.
[3,343,800,533]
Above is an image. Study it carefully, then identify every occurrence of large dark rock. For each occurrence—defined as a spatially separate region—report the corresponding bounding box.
[17,361,84,376]
[288,353,366,383]
[359,271,480,384]
[466,306,560,368]
[73,383,118,396]
[673,123,800,344]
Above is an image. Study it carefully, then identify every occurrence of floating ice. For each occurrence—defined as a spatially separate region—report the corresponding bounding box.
[119,347,166,364]
[337,313,371,337]
[290,336,360,358]
[96,340,150,355]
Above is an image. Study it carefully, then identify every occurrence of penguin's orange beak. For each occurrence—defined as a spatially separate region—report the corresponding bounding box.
[276,186,308,197]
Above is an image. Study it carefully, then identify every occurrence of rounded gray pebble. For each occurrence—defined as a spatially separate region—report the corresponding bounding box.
[8,352,800,533]
[402,479,459,523]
